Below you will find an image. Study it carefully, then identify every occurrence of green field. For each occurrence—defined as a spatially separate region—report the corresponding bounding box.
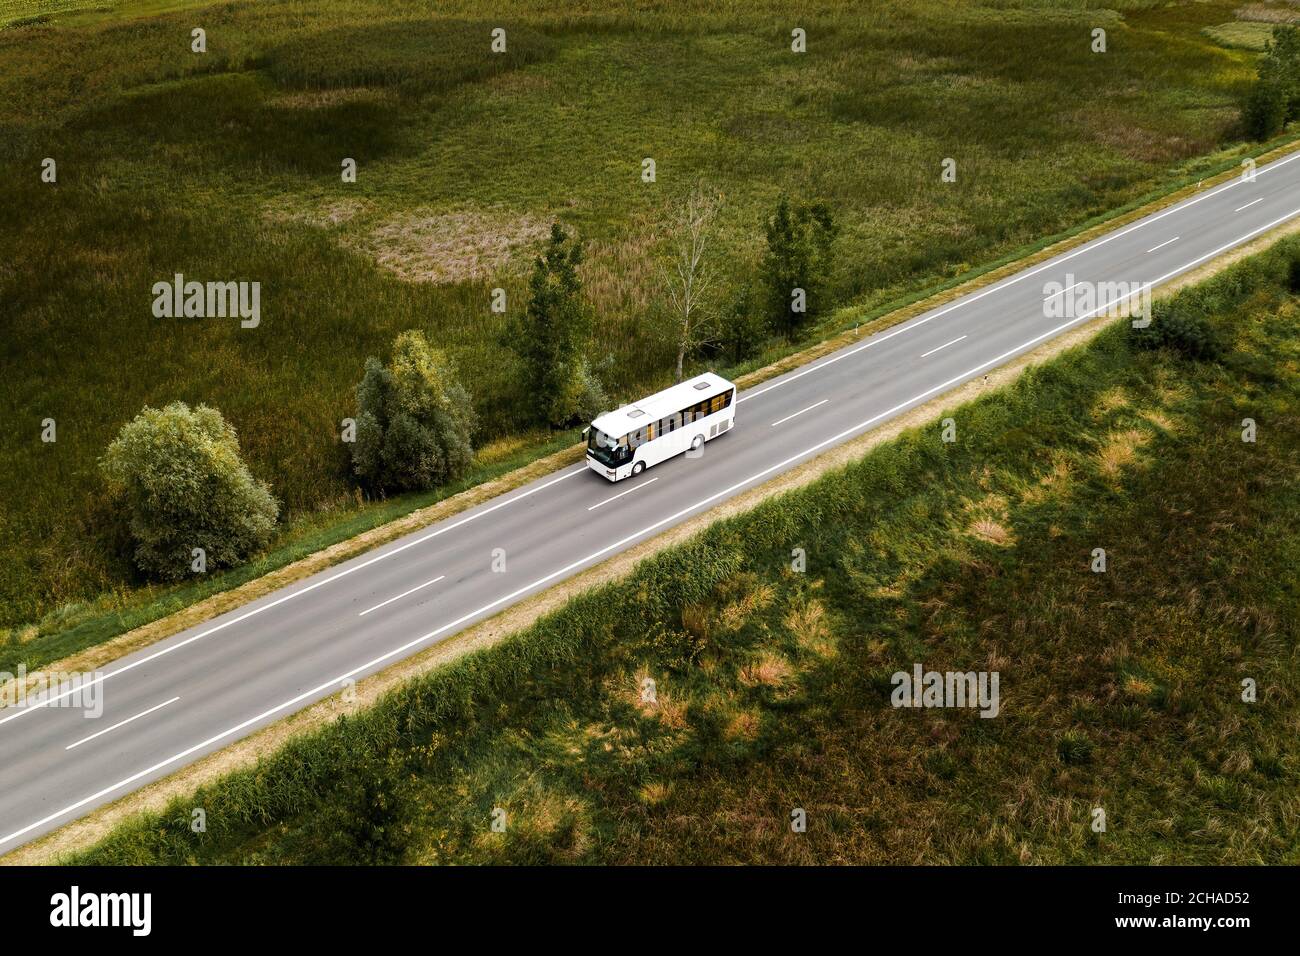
[0,0,1275,638]
[67,240,1300,865]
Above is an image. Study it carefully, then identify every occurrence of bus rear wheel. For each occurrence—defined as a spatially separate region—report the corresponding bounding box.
[690,434,704,452]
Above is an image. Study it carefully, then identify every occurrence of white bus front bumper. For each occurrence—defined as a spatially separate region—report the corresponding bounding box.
[586,454,622,481]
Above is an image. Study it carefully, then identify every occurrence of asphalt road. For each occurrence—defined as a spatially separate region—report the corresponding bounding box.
[4,152,1300,853]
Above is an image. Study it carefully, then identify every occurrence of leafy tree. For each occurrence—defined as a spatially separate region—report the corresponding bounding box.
[352,329,475,493]
[506,223,605,426]
[1244,75,1287,140]
[1289,255,1300,294]
[1246,25,1300,139]
[661,184,723,381]
[100,402,278,580]
[760,196,838,338]
[1262,25,1300,120]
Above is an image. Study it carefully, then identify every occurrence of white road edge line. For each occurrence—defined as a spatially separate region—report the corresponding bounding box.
[1235,198,1264,212]
[1146,236,1179,253]
[0,464,589,726]
[737,151,1300,406]
[64,697,180,752]
[588,477,658,511]
[4,204,1299,851]
[358,576,446,617]
[920,335,967,358]
[770,399,829,427]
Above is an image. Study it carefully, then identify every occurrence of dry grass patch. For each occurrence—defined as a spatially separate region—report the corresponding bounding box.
[784,597,835,657]
[1235,4,1300,25]
[1093,386,1131,417]
[717,579,775,633]
[740,653,794,689]
[964,494,1015,547]
[639,780,672,805]
[270,86,391,109]
[725,709,762,742]
[969,517,1014,547]
[584,225,664,342]
[264,196,370,228]
[1022,455,1074,505]
[1077,108,1193,164]
[1095,428,1154,480]
[352,206,550,283]
[1141,409,1178,433]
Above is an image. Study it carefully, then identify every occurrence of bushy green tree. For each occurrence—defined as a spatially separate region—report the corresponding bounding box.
[506,223,606,426]
[760,196,838,338]
[352,329,475,494]
[1129,303,1226,361]
[1244,75,1287,140]
[100,402,278,580]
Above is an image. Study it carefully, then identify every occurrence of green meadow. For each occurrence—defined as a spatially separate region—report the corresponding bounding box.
[69,240,1300,865]
[0,0,1280,640]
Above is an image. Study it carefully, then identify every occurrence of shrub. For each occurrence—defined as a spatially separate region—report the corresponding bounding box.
[100,402,278,580]
[1056,730,1094,766]
[1288,256,1300,294]
[713,286,770,363]
[760,196,839,338]
[301,748,418,864]
[352,329,476,494]
[1129,304,1225,361]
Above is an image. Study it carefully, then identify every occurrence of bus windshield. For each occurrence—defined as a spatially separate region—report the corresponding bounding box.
[587,428,630,468]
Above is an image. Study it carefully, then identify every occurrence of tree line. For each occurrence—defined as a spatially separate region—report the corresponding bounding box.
[1244,25,1300,140]
[100,195,840,581]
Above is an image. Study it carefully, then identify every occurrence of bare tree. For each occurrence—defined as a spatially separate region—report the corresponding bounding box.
[662,184,723,382]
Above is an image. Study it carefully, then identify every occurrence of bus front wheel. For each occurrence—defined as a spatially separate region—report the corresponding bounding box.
[632,461,645,476]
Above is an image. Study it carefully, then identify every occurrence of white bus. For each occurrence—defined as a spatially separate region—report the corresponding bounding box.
[585,372,736,481]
